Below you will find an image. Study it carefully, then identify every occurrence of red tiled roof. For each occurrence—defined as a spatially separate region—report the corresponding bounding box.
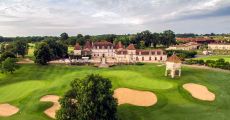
[94,41,113,46]
[127,44,135,50]
[115,41,124,49]
[176,37,215,42]
[84,41,92,49]
[74,43,81,50]
[93,41,113,49]
[167,54,181,63]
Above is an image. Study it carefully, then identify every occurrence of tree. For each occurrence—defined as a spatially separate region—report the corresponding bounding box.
[1,51,16,62]
[60,33,69,40]
[140,30,152,47]
[14,40,28,57]
[151,33,160,48]
[34,42,52,65]
[161,30,176,47]
[44,38,68,59]
[0,43,6,53]
[1,58,19,74]
[57,74,118,120]
[77,34,83,38]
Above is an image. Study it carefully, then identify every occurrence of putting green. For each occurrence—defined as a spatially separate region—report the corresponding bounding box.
[0,81,46,102]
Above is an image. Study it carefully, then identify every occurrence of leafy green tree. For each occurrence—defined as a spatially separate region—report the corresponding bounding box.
[1,51,16,62]
[60,33,69,40]
[1,58,19,74]
[161,30,176,47]
[14,40,28,57]
[0,43,6,53]
[151,33,160,48]
[77,34,83,38]
[44,38,68,59]
[57,74,118,120]
[67,37,78,46]
[140,30,152,47]
[34,42,52,65]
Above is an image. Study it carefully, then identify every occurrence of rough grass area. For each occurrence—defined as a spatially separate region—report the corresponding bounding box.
[194,55,230,62]
[0,64,230,120]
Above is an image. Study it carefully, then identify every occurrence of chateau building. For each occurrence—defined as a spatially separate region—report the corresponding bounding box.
[167,42,200,51]
[73,41,167,64]
[208,43,230,50]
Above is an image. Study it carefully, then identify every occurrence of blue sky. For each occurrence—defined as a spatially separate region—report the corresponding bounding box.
[0,0,229,37]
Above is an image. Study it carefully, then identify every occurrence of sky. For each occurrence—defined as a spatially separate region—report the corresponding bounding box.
[0,0,230,37]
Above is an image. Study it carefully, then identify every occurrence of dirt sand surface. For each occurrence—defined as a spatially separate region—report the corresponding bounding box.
[40,95,60,119]
[0,104,19,117]
[183,83,215,101]
[113,88,157,106]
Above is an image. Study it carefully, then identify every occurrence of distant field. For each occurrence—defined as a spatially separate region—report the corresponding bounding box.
[68,46,74,53]
[26,43,35,59]
[194,55,230,62]
[0,64,230,120]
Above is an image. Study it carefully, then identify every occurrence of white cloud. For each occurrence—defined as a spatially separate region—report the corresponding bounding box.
[0,0,229,36]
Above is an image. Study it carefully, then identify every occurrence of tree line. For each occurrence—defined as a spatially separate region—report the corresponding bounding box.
[0,30,176,66]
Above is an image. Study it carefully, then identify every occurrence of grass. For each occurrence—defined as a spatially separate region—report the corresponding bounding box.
[68,46,74,53]
[25,43,35,60]
[0,64,230,120]
[194,55,230,62]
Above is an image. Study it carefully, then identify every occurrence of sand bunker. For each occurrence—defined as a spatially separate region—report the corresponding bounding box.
[40,95,60,119]
[113,88,157,106]
[183,83,215,101]
[0,104,19,117]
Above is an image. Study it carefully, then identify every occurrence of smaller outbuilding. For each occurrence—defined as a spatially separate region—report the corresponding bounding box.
[165,54,182,78]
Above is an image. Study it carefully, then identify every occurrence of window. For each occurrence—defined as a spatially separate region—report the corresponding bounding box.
[142,57,144,61]
[160,56,162,60]
[149,57,151,61]
[136,57,139,61]
[155,57,157,60]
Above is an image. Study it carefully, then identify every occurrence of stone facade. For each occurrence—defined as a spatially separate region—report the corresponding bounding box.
[208,43,230,50]
[167,42,200,51]
[73,41,167,64]
[165,54,182,78]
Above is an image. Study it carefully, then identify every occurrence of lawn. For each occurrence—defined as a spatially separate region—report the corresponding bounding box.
[194,55,230,62]
[0,64,230,120]
[25,43,35,60]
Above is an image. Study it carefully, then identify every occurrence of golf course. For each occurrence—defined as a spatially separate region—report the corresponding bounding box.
[0,63,230,120]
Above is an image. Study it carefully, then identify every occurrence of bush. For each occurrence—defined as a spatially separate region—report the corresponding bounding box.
[166,50,197,60]
[136,62,145,65]
[1,58,19,74]
[185,58,230,70]
[1,51,16,62]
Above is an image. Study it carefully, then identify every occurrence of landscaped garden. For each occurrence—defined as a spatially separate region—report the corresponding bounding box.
[0,64,230,120]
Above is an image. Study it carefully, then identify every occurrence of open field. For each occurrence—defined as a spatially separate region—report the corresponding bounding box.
[194,55,230,62]
[0,64,230,120]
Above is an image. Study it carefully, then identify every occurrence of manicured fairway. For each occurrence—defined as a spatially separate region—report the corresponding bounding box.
[0,64,230,120]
